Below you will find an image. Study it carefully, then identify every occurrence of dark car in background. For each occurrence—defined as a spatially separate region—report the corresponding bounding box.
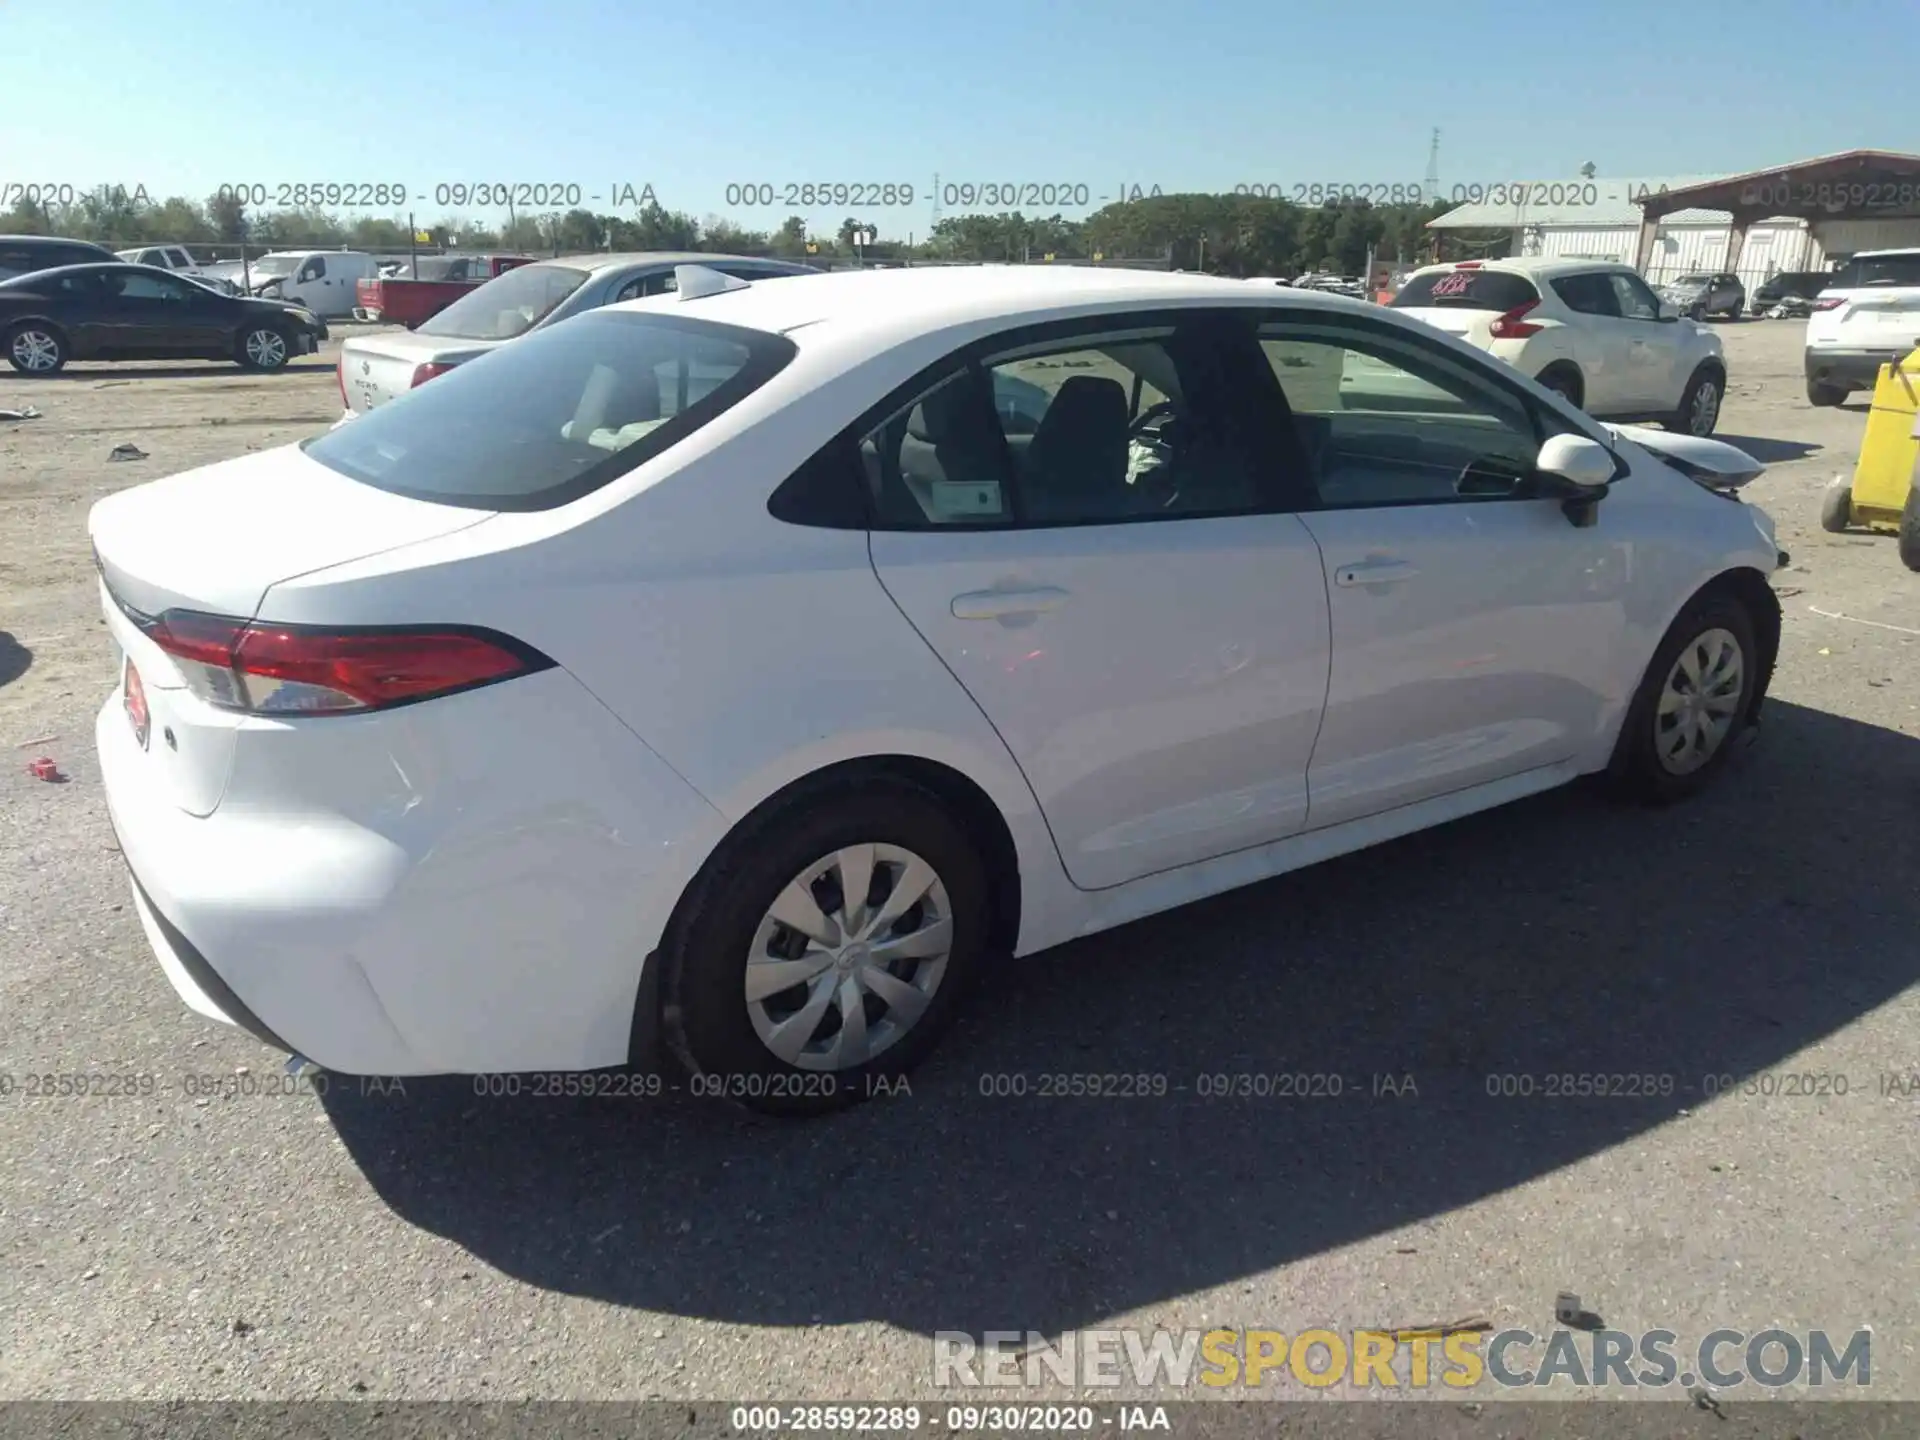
[334,251,819,415]
[1751,269,1836,316]
[1,263,329,375]
[0,234,119,282]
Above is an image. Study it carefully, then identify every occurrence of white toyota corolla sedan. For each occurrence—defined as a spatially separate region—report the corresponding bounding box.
[91,263,1785,1114]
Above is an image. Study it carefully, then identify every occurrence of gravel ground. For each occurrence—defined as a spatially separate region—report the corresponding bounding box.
[0,319,1914,1406]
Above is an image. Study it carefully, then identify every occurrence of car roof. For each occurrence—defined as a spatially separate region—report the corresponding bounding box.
[1412,256,1638,279]
[606,263,1368,346]
[542,250,818,273]
[0,234,113,248]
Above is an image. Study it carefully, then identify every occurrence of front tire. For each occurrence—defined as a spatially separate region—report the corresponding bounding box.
[1819,477,1854,534]
[6,322,66,375]
[1670,366,1722,436]
[1806,378,1848,407]
[1607,593,1758,804]
[236,325,291,371]
[662,776,991,1116]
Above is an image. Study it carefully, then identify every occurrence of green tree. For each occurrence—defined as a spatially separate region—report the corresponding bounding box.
[770,214,808,256]
[207,189,249,243]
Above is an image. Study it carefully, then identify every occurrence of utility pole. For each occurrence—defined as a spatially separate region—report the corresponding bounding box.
[1425,128,1441,205]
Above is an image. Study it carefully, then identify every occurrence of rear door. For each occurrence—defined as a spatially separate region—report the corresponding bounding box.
[866,310,1332,890]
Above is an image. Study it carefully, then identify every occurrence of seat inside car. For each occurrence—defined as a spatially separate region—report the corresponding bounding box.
[1021,374,1131,523]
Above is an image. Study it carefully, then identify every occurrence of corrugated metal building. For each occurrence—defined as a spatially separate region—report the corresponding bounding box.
[1427,173,1920,290]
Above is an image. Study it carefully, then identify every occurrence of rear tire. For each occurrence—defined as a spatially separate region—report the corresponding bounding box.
[235,325,291,371]
[1607,592,1758,804]
[1806,379,1848,407]
[661,776,991,1116]
[1819,477,1854,534]
[1900,480,1920,573]
[5,322,66,376]
[1535,365,1583,409]
[1669,366,1722,436]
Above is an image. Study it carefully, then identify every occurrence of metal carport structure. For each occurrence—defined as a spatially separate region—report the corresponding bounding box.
[1633,150,1920,275]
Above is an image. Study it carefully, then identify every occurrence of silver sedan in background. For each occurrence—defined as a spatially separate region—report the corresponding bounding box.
[333,251,820,415]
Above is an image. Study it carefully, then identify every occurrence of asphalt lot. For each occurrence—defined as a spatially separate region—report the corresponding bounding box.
[0,317,1915,1405]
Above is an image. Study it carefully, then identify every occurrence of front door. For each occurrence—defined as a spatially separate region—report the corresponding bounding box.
[866,313,1332,890]
[1252,311,1629,828]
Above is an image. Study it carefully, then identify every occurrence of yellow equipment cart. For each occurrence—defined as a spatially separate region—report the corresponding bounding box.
[1820,344,1920,570]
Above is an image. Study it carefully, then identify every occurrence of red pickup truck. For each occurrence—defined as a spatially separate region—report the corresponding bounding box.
[352,254,533,328]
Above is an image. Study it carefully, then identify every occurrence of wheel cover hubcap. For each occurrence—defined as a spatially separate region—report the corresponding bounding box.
[745,843,953,1071]
[247,330,286,365]
[1655,627,1743,774]
[13,330,57,370]
[1689,380,1719,434]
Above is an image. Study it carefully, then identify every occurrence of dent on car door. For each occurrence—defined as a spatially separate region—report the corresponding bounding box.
[864,311,1332,890]
[1256,313,1629,827]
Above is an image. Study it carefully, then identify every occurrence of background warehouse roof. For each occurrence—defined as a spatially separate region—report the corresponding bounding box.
[1428,177,1733,230]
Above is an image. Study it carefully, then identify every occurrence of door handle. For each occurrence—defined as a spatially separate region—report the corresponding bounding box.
[1333,559,1418,588]
[951,586,1069,619]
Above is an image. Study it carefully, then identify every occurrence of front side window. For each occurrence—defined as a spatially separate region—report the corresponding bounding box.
[300,257,327,281]
[303,310,796,511]
[419,262,590,339]
[1608,272,1662,321]
[1259,319,1557,508]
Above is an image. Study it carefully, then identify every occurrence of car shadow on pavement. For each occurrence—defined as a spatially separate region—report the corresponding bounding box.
[323,699,1919,1339]
[0,632,31,688]
[1716,434,1823,464]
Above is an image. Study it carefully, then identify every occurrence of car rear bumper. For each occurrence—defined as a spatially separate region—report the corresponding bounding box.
[96,665,727,1077]
[1806,348,1904,388]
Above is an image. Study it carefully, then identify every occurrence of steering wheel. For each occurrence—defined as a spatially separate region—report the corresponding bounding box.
[1129,399,1181,439]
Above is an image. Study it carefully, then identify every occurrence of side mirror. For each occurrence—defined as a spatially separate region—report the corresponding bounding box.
[1533,434,1616,527]
[1654,300,1680,322]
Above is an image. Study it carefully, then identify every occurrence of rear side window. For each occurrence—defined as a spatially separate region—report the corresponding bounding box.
[1391,269,1539,312]
[303,310,797,511]
[419,262,591,339]
[1827,252,1920,289]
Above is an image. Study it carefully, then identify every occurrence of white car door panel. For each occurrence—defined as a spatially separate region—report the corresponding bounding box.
[1257,314,1628,826]
[873,518,1332,889]
[1297,500,1626,826]
[863,320,1333,891]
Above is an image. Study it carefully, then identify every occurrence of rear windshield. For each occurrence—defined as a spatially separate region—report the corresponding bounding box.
[418,262,589,340]
[1390,269,1540,311]
[1827,253,1920,289]
[302,310,797,511]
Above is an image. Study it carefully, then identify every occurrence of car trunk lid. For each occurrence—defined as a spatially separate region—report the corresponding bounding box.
[337,330,499,413]
[90,446,496,816]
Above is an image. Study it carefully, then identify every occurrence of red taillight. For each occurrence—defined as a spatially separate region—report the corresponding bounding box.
[1454,260,1483,270]
[1811,297,1843,312]
[411,362,454,388]
[141,611,550,714]
[1489,299,1545,339]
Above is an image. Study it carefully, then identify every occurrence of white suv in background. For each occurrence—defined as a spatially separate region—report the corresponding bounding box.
[1391,258,1729,435]
[1804,248,1920,406]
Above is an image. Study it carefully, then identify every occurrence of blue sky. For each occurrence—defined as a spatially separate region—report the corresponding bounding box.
[2,0,1912,237]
